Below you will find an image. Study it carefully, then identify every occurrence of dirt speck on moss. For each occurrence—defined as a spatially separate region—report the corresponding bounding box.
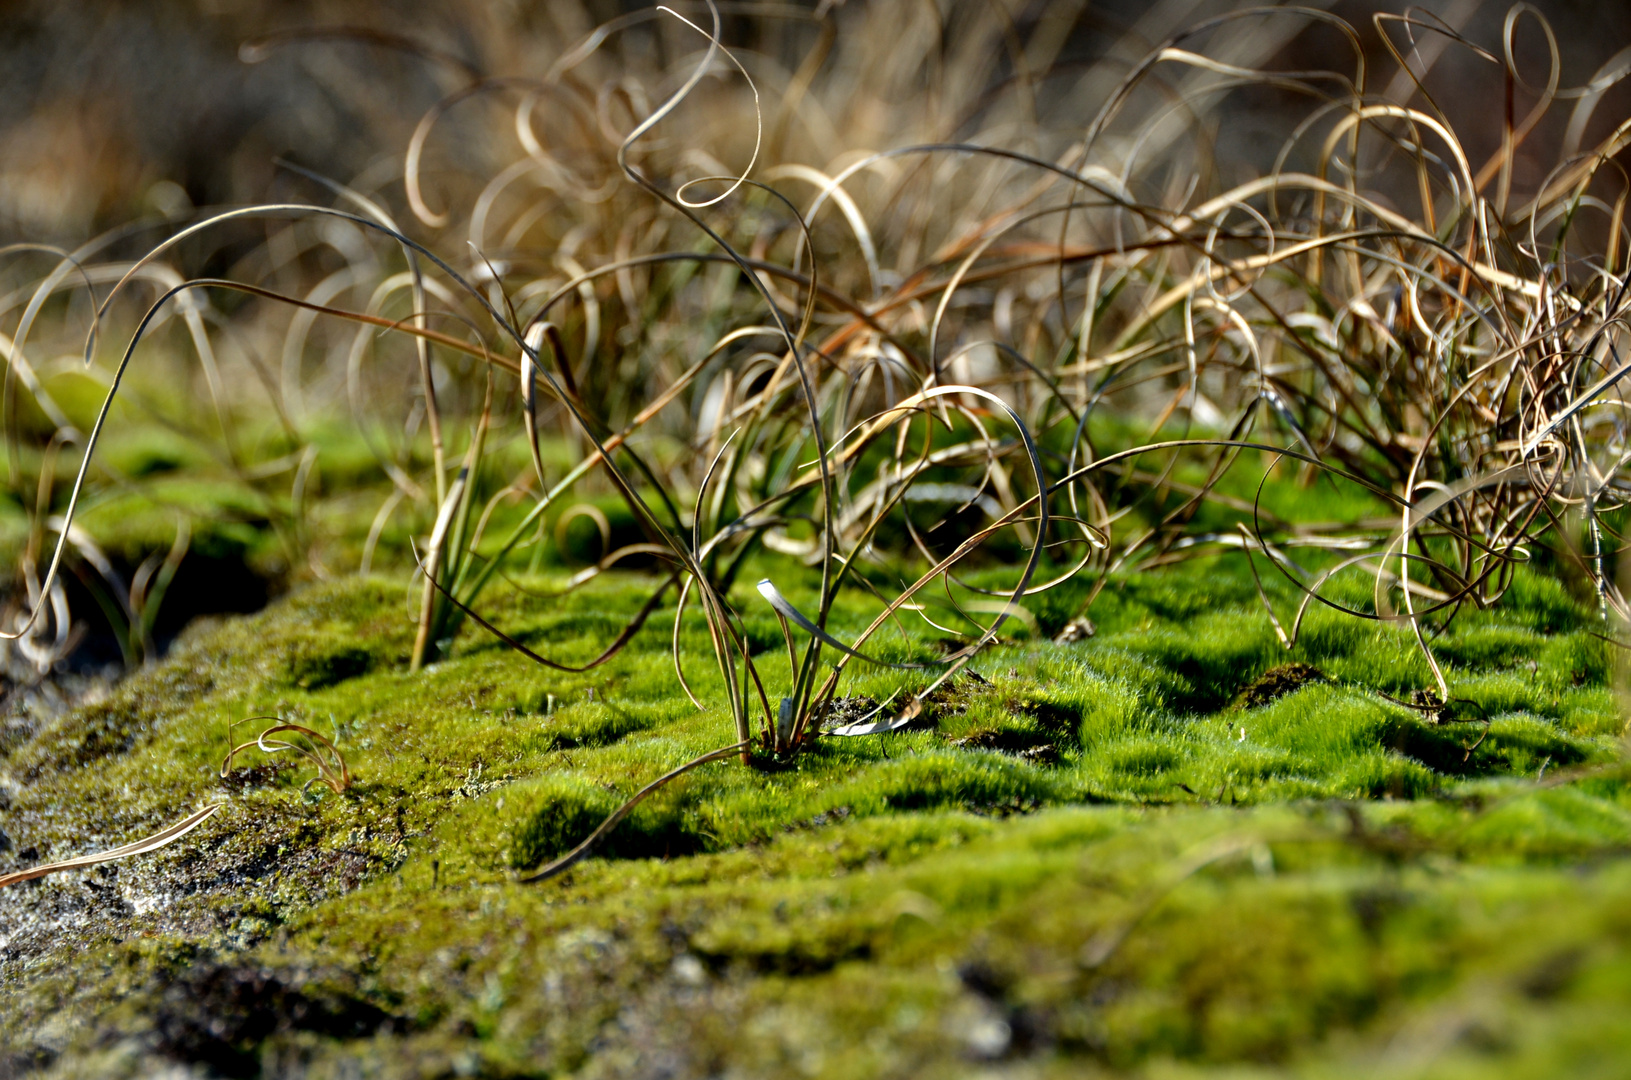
[1233,662,1327,710]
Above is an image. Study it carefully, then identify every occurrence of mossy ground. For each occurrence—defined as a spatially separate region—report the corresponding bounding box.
[3,517,1629,1078]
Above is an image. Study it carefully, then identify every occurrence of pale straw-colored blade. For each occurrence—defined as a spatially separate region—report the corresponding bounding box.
[0,803,221,890]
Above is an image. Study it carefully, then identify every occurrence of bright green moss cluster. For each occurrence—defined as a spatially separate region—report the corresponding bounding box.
[1,545,1627,1076]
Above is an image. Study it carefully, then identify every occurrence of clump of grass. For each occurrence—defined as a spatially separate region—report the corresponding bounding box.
[220,717,352,796]
[4,2,1631,870]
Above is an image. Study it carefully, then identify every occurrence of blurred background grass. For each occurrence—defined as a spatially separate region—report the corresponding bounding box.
[2,0,1629,241]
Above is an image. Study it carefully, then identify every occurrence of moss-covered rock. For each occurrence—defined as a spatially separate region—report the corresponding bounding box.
[1,560,1627,1077]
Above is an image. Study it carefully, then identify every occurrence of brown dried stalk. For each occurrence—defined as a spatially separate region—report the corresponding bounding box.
[0,804,221,890]
[221,719,353,795]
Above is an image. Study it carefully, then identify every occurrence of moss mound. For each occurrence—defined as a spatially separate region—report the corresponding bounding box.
[0,559,1628,1077]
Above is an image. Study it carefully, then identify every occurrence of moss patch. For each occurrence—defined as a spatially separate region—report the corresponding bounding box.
[1,559,1627,1077]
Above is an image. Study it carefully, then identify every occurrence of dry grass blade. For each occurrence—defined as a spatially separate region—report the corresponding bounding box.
[1079,833,1283,970]
[414,548,681,674]
[221,719,353,795]
[0,804,221,890]
[518,740,749,883]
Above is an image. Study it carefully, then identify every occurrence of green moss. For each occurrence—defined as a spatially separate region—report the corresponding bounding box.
[2,551,1628,1076]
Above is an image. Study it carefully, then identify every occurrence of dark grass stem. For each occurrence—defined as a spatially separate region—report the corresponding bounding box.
[5,0,1631,869]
